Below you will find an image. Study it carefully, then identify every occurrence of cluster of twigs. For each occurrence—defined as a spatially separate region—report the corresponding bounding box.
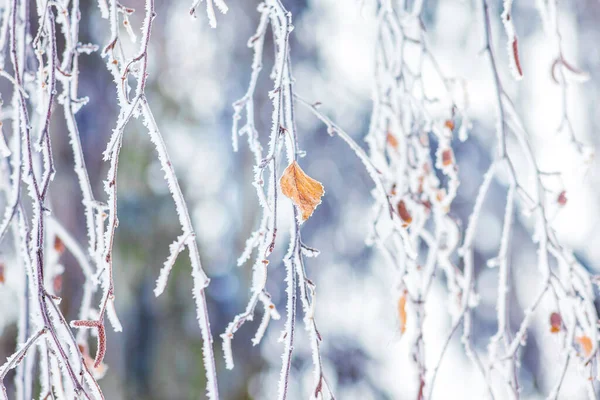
[347,1,596,399]
[0,0,223,398]
[0,0,108,398]
[226,1,334,399]
[290,0,598,398]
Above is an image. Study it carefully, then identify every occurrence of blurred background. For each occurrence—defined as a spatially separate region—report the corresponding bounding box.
[1,0,600,399]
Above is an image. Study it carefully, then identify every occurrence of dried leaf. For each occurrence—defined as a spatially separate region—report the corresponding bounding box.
[0,263,4,284]
[550,312,561,333]
[386,132,399,149]
[444,120,455,131]
[441,148,454,167]
[397,200,412,227]
[398,293,407,334]
[280,161,324,222]
[577,335,593,357]
[54,237,65,254]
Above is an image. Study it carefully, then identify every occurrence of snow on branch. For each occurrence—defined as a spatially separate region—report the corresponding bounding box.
[292,1,599,399]
[190,0,229,28]
[226,2,334,398]
[0,0,229,398]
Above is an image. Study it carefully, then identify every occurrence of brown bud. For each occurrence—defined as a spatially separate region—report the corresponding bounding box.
[557,191,567,206]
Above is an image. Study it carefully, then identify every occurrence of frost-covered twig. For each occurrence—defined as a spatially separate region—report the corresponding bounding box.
[480,1,598,398]
[537,0,591,157]
[0,1,106,397]
[226,2,333,399]
[294,94,393,217]
[190,0,228,28]
[366,1,469,398]
[0,0,224,398]
[0,328,46,399]
[96,0,220,398]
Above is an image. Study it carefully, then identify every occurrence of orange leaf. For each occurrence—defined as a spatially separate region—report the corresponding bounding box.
[398,293,407,334]
[280,161,324,222]
[577,335,593,357]
[0,263,4,284]
[386,132,399,149]
[444,120,455,131]
[54,237,65,254]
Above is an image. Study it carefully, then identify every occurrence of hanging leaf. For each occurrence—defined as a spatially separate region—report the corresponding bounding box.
[54,236,65,254]
[280,161,324,222]
[0,263,4,284]
[386,132,399,150]
[441,148,454,167]
[549,312,561,333]
[576,335,593,357]
[398,293,407,334]
[397,200,412,227]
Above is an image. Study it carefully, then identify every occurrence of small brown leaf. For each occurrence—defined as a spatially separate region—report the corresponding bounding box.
[550,312,561,333]
[398,293,407,334]
[397,200,412,227]
[387,132,399,150]
[54,237,65,254]
[444,120,455,131]
[280,161,324,222]
[0,263,4,284]
[577,335,593,357]
[441,148,454,167]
